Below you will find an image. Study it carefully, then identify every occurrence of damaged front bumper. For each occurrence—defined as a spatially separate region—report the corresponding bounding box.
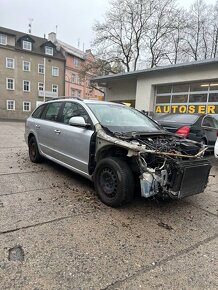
[140,158,211,199]
[95,123,212,200]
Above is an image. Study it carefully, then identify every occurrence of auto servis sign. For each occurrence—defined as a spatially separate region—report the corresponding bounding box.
[155,105,218,114]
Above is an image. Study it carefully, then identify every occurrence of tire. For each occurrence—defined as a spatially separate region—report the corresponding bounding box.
[200,138,207,145]
[28,136,42,163]
[94,157,134,207]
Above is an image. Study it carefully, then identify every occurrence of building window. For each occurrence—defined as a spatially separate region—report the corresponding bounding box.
[7,100,15,110]
[23,40,32,51]
[52,84,58,94]
[74,57,80,67]
[71,89,75,96]
[71,89,81,97]
[23,101,31,112]
[45,46,53,55]
[23,80,30,92]
[72,73,76,83]
[0,34,7,45]
[23,61,31,71]
[6,58,14,69]
[38,82,44,91]
[52,67,59,76]
[6,78,15,90]
[38,64,44,74]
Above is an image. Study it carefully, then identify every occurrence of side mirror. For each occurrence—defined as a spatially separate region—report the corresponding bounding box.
[69,116,88,127]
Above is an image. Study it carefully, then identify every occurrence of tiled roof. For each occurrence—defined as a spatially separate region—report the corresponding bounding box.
[0,26,65,60]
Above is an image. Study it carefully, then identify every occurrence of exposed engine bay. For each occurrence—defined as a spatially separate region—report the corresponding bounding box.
[95,124,211,200]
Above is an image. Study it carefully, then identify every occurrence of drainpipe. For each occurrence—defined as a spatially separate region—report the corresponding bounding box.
[43,57,46,102]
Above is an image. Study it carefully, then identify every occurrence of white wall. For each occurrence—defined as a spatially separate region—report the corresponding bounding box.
[105,77,136,101]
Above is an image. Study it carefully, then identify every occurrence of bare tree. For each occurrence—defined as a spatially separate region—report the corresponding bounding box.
[91,0,218,73]
[144,0,178,67]
[92,0,154,71]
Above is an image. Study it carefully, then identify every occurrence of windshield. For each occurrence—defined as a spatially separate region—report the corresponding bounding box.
[87,103,161,133]
[157,114,199,124]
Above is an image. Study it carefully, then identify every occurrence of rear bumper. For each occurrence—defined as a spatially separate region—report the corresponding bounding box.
[169,159,211,198]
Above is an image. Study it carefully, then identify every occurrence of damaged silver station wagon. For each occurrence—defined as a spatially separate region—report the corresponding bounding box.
[25,99,211,207]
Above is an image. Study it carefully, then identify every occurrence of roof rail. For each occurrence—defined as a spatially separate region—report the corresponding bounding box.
[71,97,84,101]
[45,96,84,102]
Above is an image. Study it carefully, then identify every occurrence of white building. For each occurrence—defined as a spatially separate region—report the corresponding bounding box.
[91,59,218,115]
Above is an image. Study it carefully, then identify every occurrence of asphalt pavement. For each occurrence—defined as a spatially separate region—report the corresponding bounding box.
[0,121,217,290]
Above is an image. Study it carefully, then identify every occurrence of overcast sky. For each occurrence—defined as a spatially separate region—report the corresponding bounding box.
[0,0,217,50]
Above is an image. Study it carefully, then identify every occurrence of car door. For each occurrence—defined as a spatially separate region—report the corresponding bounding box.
[201,116,217,146]
[35,101,63,158]
[53,101,95,176]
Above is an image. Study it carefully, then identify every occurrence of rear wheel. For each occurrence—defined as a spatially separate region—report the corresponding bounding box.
[28,136,42,163]
[200,138,207,145]
[94,157,134,207]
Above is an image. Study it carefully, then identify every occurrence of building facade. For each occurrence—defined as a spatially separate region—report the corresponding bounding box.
[0,27,65,120]
[91,59,218,116]
[48,32,104,100]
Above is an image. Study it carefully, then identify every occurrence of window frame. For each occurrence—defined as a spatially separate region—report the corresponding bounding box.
[23,61,31,71]
[45,46,54,56]
[22,40,32,51]
[0,34,7,45]
[6,57,15,69]
[23,101,31,112]
[7,100,15,111]
[38,82,44,91]
[38,64,44,74]
[23,80,31,92]
[52,84,58,94]
[6,78,15,90]
[52,66,59,77]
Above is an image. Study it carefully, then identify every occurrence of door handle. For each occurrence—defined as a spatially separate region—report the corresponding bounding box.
[54,129,61,134]
[36,124,40,129]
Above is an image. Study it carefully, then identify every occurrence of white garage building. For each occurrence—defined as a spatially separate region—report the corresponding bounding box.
[91,59,218,115]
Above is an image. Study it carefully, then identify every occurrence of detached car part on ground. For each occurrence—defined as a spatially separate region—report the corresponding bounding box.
[25,100,211,207]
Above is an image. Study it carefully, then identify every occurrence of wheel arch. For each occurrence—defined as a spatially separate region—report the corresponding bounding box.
[95,145,129,163]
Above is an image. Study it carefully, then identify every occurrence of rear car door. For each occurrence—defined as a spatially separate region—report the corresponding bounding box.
[53,101,95,175]
[35,102,63,158]
[201,116,217,146]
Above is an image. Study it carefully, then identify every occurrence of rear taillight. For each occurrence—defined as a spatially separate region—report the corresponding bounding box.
[217,131,218,137]
[176,126,190,137]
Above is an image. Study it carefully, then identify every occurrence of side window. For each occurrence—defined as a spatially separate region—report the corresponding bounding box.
[61,102,91,124]
[202,117,214,127]
[32,105,45,119]
[43,102,62,122]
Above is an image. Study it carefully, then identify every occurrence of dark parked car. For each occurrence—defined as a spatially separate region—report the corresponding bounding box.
[155,114,218,150]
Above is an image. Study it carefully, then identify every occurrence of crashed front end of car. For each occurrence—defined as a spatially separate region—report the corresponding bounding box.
[95,123,211,200]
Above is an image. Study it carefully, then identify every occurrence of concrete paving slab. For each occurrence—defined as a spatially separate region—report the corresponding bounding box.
[0,208,217,290]
[119,237,218,290]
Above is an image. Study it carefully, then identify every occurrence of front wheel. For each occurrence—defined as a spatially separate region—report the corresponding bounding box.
[94,157,134,207]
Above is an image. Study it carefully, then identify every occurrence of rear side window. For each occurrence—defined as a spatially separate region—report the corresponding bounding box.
[32,105,45,119]
[43,102,62,122]
[202,117,215,128]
